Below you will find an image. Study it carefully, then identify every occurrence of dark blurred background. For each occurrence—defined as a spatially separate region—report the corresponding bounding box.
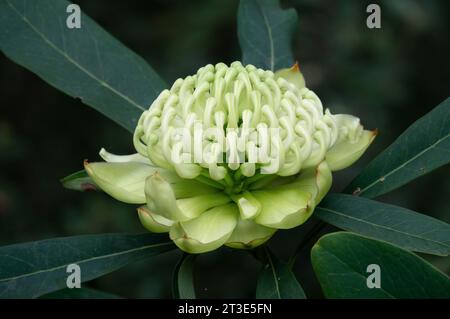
[0,0,449,298]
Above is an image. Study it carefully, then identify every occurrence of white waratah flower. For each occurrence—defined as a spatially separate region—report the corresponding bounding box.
[85,61,376,253]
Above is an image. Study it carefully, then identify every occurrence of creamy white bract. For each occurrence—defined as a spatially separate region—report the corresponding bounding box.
[85,62,376,253]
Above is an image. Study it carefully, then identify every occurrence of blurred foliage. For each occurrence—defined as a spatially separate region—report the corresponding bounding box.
[0,0,449,298]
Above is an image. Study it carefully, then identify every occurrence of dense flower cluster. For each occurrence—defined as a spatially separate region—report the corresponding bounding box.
[85,62,376,253]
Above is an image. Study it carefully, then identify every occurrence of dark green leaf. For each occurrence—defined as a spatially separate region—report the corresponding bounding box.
[346,98,450,198]
[316,194,450,256]
[0,233,175,298]
[238,0,298,71]
[0,0,167,132]
[40,287,122,299]
[172,254,196,299]
[256,248,306,299]
[61,170,98,192]
[311,232,450,298]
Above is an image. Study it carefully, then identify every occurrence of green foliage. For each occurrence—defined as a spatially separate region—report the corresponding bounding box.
[0,0,449,299]
[173,254,196,299]
[316,193,450,256]
[0,0,166,132]
[238,0,298,71]
[311,232,450,298]
[346,98,450,198]
[0,233,175,298]
[61,170,97,192]
[256,248,306,299]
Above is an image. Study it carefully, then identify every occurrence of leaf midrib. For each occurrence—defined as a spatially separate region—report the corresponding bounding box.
[316,206,449,253]
[265,249,281,299]
[257,4,275,71]
[6,0,146,112]
[0,241,173,282]
[315,244,396,299]
[358,131,450,196]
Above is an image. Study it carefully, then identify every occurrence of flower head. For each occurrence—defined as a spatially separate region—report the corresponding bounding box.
[85,62,376,253]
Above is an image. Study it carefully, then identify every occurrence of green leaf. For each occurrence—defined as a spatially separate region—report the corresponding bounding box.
[172,254,196,299]
[0,0,167,132]
[40,287,122,299]
[238,0,298,71]
[346,98,450,198]
[256,248,306,299]
[0,233,175,298]
[311,232,450,298]
[316,194,450,256]
[61,170,98,192]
